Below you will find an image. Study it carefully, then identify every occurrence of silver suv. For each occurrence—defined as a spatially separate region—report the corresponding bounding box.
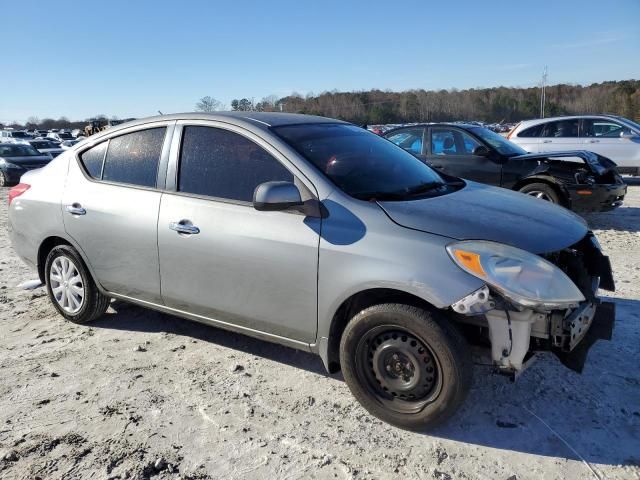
[8,113,616,430]
[508,114,640,174]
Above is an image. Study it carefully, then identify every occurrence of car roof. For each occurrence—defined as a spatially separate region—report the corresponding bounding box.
[383,122,482,135]
[101,111,346,134]
[515,114,625,127]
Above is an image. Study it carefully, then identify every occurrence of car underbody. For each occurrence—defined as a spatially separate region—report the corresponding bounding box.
[450,232,616,376]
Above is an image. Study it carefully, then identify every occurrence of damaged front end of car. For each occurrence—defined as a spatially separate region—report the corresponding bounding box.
[447,233,615,377]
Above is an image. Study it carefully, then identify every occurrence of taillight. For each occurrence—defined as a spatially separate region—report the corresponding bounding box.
[506,123,519,140]
[8,183,30,206]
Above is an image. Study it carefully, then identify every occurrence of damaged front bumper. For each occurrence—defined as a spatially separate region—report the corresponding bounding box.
[451,232,616,375]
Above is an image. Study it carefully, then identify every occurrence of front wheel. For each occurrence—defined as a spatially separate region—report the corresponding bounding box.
[339,304,472,431]
[44,245,111,323]
[518,182,561,204]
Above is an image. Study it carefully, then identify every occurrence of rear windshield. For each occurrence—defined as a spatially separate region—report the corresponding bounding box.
[273,123,448,200]
[11,131,30,138]
[30,141,58,149]
[0,144,42,157]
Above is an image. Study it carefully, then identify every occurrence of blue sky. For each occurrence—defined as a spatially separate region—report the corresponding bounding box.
[1,0,638,124]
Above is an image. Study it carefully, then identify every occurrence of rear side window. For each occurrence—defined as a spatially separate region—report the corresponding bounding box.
[386,129,424,154]
[79,141,107,178]
[102,128,165,187]
[542,120,579,138]
[431,128,481,155]
[178,126,293,202]
[516,124,543,137]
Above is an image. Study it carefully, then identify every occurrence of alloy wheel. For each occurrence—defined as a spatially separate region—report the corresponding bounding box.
[526,190,553,201]
[49,256,85,314]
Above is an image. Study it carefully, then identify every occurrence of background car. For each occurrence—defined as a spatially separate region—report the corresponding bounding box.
[0,130,32,143]
[60,139,83,149]
[28,139,64,158]
[384,123,627,212]
[0,143,52,186]
[507,115,640,175]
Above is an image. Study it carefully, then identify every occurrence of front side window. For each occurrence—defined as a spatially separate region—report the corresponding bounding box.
[582,119,633,138]
[386,129,424,154]
[178,126,293,202]
[274,123,447,200]
[102,128,165,187]
[542,120,579,138]
[431,128,481,155]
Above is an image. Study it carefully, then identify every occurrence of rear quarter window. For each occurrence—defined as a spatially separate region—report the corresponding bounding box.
[79,141,107,178]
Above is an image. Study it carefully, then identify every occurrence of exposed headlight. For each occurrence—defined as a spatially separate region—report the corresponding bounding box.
[0,159,21,169]
[447,240,585,309]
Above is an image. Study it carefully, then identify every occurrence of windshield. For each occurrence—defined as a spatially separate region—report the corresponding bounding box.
[470,127,528,156]
[273,123,448,200]
[612,115,640,132]
[12,131,30,138]
[57,133,73,139]
[0,144,42,157]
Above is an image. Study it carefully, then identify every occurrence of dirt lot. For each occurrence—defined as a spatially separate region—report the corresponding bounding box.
[0,183,639,480]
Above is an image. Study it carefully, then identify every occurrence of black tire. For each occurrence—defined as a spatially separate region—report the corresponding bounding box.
[518,182,561,204]
[339,304,472,431]
[44,245,110,323]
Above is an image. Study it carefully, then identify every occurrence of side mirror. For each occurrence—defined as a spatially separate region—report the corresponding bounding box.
[472,145,490,156]
[620,131,638,139]
[253,181,303,212]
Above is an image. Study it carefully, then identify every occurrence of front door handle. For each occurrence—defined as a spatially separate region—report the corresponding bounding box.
[542,140,553,143]
[431,165,445,170]
[169,221,200,235]
[65,204,86,215]
[587,139,600,143]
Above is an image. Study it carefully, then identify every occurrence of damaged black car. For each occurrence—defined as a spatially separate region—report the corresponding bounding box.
[384,123,627,212]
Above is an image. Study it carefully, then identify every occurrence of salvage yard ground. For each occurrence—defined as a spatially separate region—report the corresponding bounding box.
[0,184,639,480]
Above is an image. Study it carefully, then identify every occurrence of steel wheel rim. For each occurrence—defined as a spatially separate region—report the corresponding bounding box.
[49,256,85,314]
[526,190,552,201]
[355,325,443,414]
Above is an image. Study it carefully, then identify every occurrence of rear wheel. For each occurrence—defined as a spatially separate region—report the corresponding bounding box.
[339,304,472,431]
[518,182,561,204]
[44,245,110,323]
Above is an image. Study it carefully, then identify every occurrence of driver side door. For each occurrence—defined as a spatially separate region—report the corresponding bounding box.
[425,127,502,186]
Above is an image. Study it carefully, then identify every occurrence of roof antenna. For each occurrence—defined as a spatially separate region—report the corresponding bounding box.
[157,110,163,115]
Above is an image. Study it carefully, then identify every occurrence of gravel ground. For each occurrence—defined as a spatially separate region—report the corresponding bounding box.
[0,183,639,480]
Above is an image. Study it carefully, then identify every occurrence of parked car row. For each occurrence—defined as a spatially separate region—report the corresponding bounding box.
[7,112,617,430]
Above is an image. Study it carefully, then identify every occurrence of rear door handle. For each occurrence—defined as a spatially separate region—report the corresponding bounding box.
[542,140,553,143]
[169,221,200,235]
[65,204,86,215]
[587,139,600,143]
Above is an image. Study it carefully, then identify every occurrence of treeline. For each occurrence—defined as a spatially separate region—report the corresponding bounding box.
[1,115,118,130]
[231,80,640,124]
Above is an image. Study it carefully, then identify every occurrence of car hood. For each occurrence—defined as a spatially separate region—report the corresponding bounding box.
[377,181,588,254]
[510,150,616,176]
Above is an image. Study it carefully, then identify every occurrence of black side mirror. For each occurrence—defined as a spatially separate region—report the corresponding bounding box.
[472,145,490,157]
[253,181,303,212]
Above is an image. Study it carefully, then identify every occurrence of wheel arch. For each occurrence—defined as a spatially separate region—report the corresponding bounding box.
[513,176,569,207]
[319,288,442,374]
[37,235,104,292]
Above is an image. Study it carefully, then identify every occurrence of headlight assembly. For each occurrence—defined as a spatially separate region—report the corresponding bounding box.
[447,240,585,310]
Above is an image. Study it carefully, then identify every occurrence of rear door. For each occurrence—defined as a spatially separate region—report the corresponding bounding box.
[157,122,320,343]
[62,122,173,304]
[538,119,581,152]
[425,127,502,186]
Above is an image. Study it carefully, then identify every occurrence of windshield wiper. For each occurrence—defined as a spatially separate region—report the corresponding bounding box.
[402,181,444,196]
[351,191,408,201]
